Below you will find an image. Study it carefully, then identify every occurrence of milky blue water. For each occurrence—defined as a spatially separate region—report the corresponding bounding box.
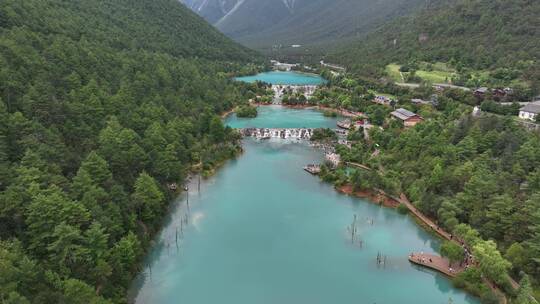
[225,105,338,129]
[235,71,326,85]
[130,106,478,304]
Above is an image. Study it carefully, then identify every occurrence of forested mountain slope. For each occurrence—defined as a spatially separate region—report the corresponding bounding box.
[181,0,426,51]
[329,0,540,88]
[0,0,260,303]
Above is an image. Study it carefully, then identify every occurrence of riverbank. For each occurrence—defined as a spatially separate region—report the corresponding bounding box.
[337,184,399,208]
[235,70,326,86]
[328,176,514,303]
[282,104,364,119]
[221,108,236,118]
[254,103,364,120]
[337,185,454,241]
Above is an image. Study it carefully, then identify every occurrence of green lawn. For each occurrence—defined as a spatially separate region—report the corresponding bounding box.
[386,62,456,84]
[415,69,454,83]
[385,64,404,82]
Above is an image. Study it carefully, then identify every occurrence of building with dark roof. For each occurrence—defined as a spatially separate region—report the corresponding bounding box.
[390,108,424,127]
[519,101,540,121]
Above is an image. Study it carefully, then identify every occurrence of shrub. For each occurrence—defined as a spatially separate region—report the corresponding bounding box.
[323,110,338,117]
[397,203,409,214]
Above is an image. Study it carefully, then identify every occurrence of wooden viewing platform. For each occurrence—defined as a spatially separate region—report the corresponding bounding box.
[408,253,464,278]
[303,164,321,175]
[337,120,352,130]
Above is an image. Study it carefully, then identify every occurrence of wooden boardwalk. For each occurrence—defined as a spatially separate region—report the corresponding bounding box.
[408,253,463,277]
[345,162,373,171]
[398,194,454,242]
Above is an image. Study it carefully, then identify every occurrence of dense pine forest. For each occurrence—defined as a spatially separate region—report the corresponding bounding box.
[341,104,540,301]
[329,0,540,91]
[0,0,261,303]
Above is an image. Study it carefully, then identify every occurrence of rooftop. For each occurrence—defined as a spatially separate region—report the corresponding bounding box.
[391,108,420,120]
[520,101,540,114]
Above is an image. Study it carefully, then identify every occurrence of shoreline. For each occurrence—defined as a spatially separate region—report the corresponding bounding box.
[336,184,400,208]
[221,108,236,118]
[332,181,511,303]
[235,70,326,85]
[252,103,364,119]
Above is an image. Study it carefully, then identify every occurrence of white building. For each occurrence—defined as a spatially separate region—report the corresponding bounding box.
[519,101,540,121]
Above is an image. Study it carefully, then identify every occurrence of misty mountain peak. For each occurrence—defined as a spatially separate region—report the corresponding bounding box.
[181,0,426,50]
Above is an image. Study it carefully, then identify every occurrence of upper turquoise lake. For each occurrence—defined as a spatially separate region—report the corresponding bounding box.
[235,71,326,85]
[130,105,478,304]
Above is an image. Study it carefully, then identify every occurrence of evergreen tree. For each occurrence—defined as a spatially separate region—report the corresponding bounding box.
[131,172,165,224]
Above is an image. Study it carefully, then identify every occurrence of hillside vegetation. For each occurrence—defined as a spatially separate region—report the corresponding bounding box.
[0,0,260,303]
[330,0,540,92]
[311,71,540,301]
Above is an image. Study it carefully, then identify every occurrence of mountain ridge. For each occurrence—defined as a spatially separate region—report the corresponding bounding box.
[181,0,427,51]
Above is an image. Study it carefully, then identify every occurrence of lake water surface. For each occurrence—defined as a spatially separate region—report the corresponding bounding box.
[224,105,339,129]
[235,71,326,85]
[130,105,478,304]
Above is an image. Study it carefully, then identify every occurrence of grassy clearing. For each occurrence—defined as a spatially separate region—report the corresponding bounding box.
[385,64,403,82]
[386,62,456,84]
[416,69,454,83]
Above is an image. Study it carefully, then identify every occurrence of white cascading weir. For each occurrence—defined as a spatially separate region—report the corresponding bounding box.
[239,128,313,140]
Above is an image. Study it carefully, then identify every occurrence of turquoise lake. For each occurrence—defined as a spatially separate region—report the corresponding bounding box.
[235,71,326,85]
[130,106,478,304]
[224,105,339,129]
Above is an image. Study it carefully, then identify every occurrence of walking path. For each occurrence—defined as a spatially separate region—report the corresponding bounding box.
[316,106,365,118]
[345,162,373,171]
[398,194,453,241]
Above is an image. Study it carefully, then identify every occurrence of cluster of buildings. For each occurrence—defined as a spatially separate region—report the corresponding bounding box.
[469,86,540,123]
[370,94,426,127]
[373,95,394,105]
[473,87,514,100]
